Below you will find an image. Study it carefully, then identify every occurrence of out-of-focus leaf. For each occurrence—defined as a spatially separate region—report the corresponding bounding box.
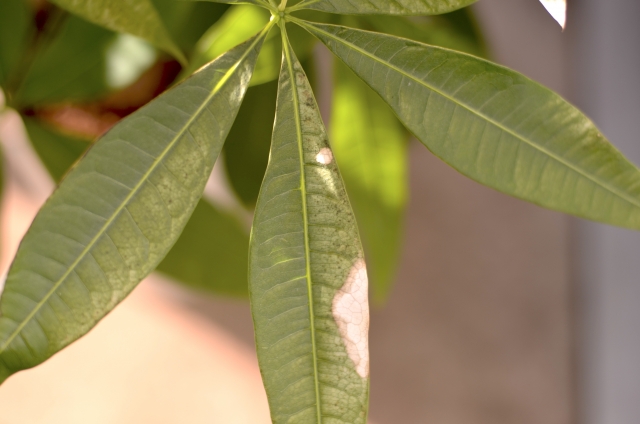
[539,0,566,29]
[179,0,271,8]
[181,5,270,78]
[152,0,228,55]
[361,10,486,57]
[183,6,316,86]
[300,21,640,230]
[224,79,277,206]
[0,30,270,384]
[22,117,91,182]
[14,17,117,106]
[157,199,249,296]
[332,61,407,303]
[250,28,369,424]
[289,0,478,16]
[48,0,186,63]
[24,116,250,296]
[0,0,32,87]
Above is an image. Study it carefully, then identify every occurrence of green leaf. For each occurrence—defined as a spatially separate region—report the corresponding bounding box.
[22,117,91,182]
[249,25,369,423]
[298,21,640,231]
[182,5,271,78]
[24,116,250,296]
[361,11,486,57]
[14,16,118,106]
[224,79,278,206]
[151,0,228,55]
[48,0,186,63]
[0,0,32,87]
[0,28,270,384]
[331,61,407,303]
[157,199,249,296]
[179,0,271,8]
[289,0,478,16]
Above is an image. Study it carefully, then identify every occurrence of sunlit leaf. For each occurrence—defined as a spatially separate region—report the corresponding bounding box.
[183,5,270,78]
[250,26,369,423]
[49,0,186,63]
[332,61,407,303]
[0,0,32,88]
[289,0,478,16]
[0,29,271,384]
[299,21,640,230]
[539,0,566,29]
[24,117,250,296]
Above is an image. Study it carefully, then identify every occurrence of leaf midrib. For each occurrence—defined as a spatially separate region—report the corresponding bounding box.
[0,23,274,355]
[296,20,640,212]
[281,24,323,423]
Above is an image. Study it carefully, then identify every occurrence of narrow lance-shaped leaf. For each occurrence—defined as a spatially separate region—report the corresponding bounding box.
[332,61,407,303]
[288,0,478,16]
[0,26,271,384]
[298,21,640,231]
[249,25,369,423]
[49,0,186,63]
[24,117,250,297]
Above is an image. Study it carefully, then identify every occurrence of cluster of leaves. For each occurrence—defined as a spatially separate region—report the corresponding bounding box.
[0,0,638,421]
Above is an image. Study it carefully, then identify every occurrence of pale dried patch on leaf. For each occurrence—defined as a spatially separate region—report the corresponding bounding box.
[332,258,370,378]
[539,0,566,29]
[315,147,334,165]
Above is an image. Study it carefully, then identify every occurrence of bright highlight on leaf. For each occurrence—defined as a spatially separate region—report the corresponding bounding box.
[539,0,567,29]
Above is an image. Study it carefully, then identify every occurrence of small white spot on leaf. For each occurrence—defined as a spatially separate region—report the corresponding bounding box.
[315,147,333,165]
[539,0,566,29]
[332,258,370,378]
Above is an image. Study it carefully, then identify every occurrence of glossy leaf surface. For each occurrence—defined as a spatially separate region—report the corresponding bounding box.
[332,61,407,302]
[49,0,186,63]
[250,27,369,423]
[300,21,640,230]
[0,31,268,384]
[290,0,478,16]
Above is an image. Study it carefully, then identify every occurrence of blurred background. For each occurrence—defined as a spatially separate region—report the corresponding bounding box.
[0,0,639,422]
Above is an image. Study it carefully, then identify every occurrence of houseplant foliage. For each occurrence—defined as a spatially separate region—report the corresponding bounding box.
[0,0,636,421]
